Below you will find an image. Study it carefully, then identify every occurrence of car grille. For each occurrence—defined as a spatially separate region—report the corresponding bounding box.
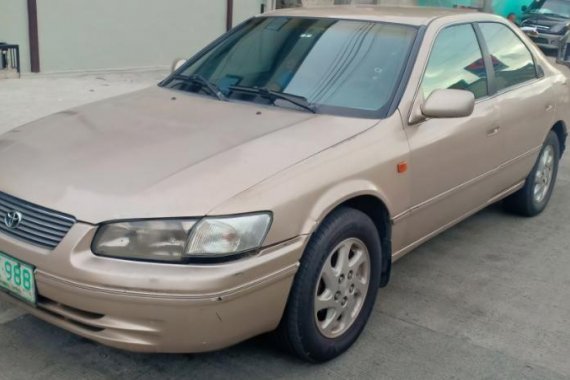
[522,21,552,32]
[37,295,106,332]
[532,37,550,45]
[0,192,76,250]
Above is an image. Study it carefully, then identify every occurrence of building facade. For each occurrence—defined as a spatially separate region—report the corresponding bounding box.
[0,0,269,73]
[1,0,521,74]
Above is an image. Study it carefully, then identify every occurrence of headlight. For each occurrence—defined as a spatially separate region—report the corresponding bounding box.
[550,24,568,35]
[92,213,272,263]
[92,219,198,262]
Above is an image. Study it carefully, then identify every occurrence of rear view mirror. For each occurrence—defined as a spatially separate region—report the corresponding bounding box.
[421,89,475,119]
[171,58,187,73]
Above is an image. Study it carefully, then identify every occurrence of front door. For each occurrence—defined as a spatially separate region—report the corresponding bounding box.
[401,23,505,251]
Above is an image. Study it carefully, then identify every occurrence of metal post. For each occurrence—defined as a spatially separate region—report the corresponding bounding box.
[226,0,234,31]
[27,0,40,72]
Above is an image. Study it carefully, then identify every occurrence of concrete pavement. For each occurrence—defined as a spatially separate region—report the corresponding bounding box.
[0,65,569,380]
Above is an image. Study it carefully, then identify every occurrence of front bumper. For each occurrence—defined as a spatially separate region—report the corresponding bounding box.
[0,222,306,353]
[526,32,566,50]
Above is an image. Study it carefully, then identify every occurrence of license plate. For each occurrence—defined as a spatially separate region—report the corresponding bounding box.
[0,252,36,304]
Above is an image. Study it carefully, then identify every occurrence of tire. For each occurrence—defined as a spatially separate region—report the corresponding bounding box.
[277,207,382,362]
[504,131,560,217]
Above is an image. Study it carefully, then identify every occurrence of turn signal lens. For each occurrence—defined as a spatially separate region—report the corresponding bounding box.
[186,214,272,257]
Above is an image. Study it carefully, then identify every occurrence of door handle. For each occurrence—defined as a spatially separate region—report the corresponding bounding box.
[487,126,500,137]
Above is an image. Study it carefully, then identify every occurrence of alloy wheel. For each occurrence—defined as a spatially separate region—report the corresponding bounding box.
[533,145,555,204]
[314,238,371,339]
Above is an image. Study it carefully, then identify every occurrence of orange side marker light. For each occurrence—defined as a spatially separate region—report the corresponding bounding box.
[397,161,408,174]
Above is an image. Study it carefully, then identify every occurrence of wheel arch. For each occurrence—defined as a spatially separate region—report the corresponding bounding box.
[314,194,393,288]
[341,195,392,288]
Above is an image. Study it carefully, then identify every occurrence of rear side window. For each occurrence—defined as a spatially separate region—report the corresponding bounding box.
[479,23,537,92]
[421,24,488,100]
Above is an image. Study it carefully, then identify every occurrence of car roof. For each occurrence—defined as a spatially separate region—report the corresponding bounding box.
[263,5,492,26]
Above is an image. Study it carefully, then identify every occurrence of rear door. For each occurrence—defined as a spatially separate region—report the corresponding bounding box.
[477,22,555,185]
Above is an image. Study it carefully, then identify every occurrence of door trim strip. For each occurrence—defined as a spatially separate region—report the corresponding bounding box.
[392,179,525,261]
[392,146,540,224]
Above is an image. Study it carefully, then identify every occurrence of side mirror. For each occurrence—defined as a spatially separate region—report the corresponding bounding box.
[171,58,187,73]
[421,89,475,119]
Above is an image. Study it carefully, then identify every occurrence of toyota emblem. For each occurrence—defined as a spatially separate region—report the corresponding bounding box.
[4,211,23,229]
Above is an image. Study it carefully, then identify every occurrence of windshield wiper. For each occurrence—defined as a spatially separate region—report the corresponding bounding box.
[529,9,569,18]
[539,12,568,18]
[546,13,570,18]
[229,86,316,114]
[172,74,227,101]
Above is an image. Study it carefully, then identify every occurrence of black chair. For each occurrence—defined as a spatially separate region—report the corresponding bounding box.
[0,42,21,77]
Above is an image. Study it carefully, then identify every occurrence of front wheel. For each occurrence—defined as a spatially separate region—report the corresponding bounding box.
[277,207,381,362]
[504,131,560,216]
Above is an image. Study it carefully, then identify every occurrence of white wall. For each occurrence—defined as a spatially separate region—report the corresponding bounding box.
[378,0,416,4]
[36,0,229,73]
[300,0,416,5]
[233,0,266,25]
[0,0,30,72]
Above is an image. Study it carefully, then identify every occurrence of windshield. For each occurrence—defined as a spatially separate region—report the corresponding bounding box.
[162,17,418,118]
[530,0,570,18]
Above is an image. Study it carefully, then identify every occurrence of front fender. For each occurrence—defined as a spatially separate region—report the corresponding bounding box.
[209,112,410,250]
[301,179,393,236]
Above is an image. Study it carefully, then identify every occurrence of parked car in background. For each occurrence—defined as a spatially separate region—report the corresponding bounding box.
[0,6,568,363]
[520,0,570,58]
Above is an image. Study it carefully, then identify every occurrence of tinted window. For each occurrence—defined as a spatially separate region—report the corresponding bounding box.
[164,17,417,117]
[479,23,537,91]
[422,24,488,100]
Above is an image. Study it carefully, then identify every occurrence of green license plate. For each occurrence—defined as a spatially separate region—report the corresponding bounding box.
[0,252,36,304]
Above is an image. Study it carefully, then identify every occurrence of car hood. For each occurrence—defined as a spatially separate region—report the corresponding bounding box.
[523,13,570,28]
[0,87,376,223]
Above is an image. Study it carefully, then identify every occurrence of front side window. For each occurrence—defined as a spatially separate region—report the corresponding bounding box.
[163,17,417,117]
[479,23,537,92]
[421,24,488,100]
